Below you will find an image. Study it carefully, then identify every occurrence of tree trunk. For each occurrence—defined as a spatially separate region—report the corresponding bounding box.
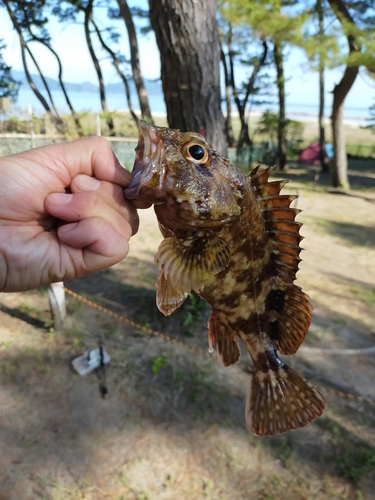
[4,0,64,133]
[327,0,360,188]
[149,0,226,154]
[274,41,287,171]
[84,0,115,136]
[227,25,247,149]
[317,0,329,172]
[117,0,153,122]
[318,65,330,172]
[235,40,268,150]
[331,66,358,188]
[221,47,235,148]
[92,19,139,126]
[28,35,83,136]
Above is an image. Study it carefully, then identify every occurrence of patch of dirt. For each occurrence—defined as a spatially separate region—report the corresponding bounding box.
[1,165,375,499]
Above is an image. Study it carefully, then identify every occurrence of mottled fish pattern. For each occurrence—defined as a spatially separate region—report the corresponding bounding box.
[125,121,326,436]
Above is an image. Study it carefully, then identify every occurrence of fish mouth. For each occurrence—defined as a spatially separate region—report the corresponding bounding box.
[124,120,164,200]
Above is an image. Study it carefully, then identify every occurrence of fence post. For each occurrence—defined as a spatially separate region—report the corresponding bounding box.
[47,282,66,332]
[96,114,101,136]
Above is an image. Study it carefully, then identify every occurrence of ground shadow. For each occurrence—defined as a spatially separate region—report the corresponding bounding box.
[275,161,375,192]
[323,220,375,247]
[0,302,48,330]
[2,253,375,497]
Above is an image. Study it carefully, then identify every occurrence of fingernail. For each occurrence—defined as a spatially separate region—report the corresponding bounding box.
[74,174,101,191]
[59,222,78,234]
[48,193,73,205]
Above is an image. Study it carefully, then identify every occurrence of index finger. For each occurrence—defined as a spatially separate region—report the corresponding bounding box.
[34,136,134,188]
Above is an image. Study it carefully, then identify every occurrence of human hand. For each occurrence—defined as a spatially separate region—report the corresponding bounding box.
[0,136,138,292]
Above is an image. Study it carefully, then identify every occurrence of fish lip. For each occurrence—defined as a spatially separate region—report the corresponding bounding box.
[124,120,162,200]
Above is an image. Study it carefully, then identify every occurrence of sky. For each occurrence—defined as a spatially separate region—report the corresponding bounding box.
[1,1,375,119]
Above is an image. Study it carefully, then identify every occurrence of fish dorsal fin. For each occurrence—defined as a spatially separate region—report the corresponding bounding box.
[250,166,303,284]
[155,234,230,305]
[208,311,240,367]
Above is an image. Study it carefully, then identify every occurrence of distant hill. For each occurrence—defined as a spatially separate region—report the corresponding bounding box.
[12,70,163,96]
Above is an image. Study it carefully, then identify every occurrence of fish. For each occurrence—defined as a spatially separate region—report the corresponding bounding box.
[124,121,326,436]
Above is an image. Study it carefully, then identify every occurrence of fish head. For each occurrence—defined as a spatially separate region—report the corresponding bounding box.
[125,121,244,232]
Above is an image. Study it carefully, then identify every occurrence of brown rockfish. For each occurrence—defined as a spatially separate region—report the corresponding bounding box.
[125,121,326,436]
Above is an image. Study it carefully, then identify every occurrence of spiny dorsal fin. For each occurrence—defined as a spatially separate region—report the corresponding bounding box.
[250,166,303,285]
[155,234,230,297]
[208,312,240,367]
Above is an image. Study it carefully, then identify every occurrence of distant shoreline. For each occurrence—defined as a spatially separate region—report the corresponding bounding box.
[5,88,370,128]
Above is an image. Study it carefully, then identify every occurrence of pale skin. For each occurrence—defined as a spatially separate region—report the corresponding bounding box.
[0,136,141,293]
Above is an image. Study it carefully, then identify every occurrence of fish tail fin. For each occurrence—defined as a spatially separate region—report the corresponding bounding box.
[246,363,326,436]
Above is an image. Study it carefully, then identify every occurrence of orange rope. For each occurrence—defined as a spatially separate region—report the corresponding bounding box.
[63,287,375,407]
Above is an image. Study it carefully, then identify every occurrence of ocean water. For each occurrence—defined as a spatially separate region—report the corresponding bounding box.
[10,87,372,125]
[13,88,166,116]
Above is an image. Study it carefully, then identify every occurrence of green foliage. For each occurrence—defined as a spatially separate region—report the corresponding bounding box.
[224,0,308,45]
[0,40,20,101]
[151,356,167,374]
[316,420,375,486]
[366,100,375,131]
[254,111,304,146]
[349,285,375,306]
[182,293,208,336]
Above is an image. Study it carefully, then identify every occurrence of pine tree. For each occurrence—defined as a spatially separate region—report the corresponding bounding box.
[227,0,307,170]
[149,0,226,153]
[325,0,375,188]
[0,39,20,100]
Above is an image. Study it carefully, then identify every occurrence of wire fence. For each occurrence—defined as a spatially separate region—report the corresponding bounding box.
[0,134,138,170]
[2,134,373,174]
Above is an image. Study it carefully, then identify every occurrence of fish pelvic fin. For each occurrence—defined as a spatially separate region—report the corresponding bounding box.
[155,234,230,298]
[208,312,240,367]
[247,360,326,436]
[156,272,188,316]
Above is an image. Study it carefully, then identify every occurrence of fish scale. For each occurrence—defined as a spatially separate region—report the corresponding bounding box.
[125,120,326,436]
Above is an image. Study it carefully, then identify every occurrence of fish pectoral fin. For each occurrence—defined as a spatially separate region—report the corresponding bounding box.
[268,283,313,355]
[247,364,326,436]
[208,312,240,367]
[156,272,188,316]
[155,235,230,295]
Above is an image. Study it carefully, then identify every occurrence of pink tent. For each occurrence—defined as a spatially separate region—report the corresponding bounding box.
[298,143,320,165]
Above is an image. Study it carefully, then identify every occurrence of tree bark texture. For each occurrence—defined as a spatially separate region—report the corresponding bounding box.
[273,41,287,171]
[117,0,153,122]
[149,0,226,154]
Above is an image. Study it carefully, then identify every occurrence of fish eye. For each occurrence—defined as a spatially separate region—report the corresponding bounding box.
[187,144,209,164]
[189,145,205,160]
